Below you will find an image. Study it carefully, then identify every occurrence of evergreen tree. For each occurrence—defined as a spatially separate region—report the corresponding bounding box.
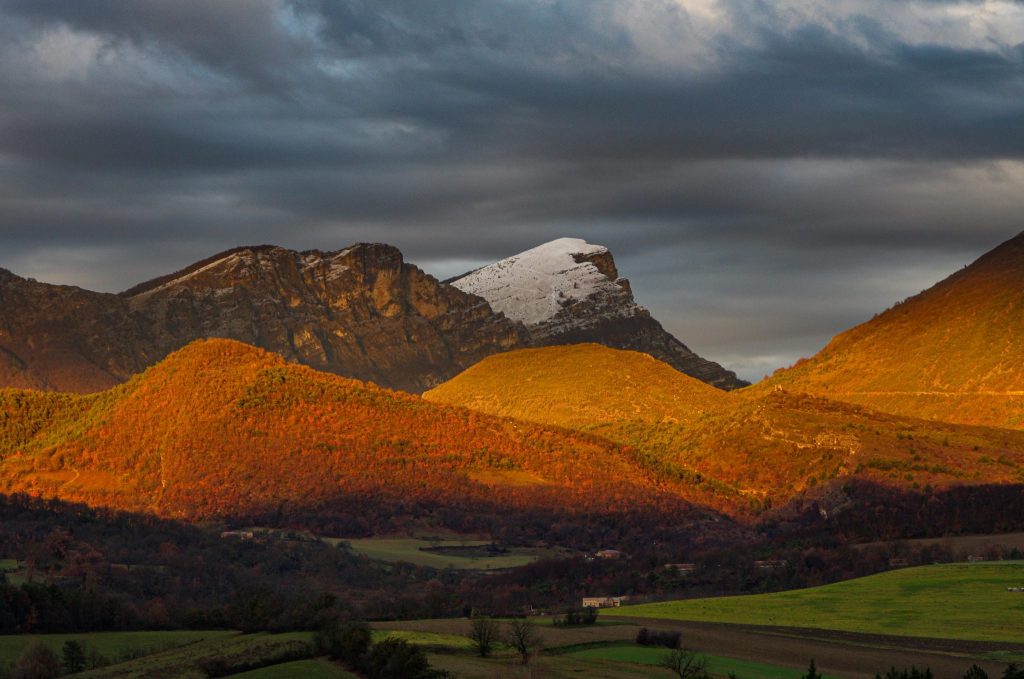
[802,659,823,679]
[61,640,86,674]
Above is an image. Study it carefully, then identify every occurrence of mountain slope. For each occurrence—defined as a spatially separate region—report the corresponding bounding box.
[765,231,1024,428]
[0,244,525,394]
[427,345,1024,511]
[0,269,159,392]
[448,238,746,390]
[0,339,708,524]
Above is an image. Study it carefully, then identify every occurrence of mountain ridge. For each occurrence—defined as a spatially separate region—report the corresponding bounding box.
[448,238,747,390]
[0,243,527,393]
[0,238,745,394]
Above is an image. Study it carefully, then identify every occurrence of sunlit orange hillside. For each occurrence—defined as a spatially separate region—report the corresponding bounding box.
[427,344,1024,510]
[659,390,1024,508]
[764,231,1024,429]
[424,344,730,430]
[0,339,707,523]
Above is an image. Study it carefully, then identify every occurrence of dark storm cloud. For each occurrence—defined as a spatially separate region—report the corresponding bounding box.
[0,0,1022,380]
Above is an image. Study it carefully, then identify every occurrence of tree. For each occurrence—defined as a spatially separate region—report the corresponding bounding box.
[661,648,710,679]
[315,620,372,665]
[964,666,989,679]
[876,667,934,679]
[467,616,500,658]
[506,618,542,666]
[363,637,448,679]
[1004,665,1024,679]
[12,642,61,679]
[803,659,823,679]
[62,640,86,674]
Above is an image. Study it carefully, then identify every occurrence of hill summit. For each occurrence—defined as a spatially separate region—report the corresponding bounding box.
[766,231,1024,428]
[425,343,729,431]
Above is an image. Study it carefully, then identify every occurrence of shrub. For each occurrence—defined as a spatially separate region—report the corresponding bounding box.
[636,627,682,649]
[12,642,61,679]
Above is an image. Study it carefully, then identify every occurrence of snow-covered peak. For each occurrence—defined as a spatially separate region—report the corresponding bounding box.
[450,238,637,328]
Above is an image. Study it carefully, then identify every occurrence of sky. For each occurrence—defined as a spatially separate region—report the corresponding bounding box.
[1,1,1022,382]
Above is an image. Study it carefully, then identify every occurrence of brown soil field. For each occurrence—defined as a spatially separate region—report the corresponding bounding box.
[375,617,1022,679]
[608,617,1022,679]
[852,532,1024,555]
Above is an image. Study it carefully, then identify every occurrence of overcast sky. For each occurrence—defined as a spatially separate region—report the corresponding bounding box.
[1,1,1022,381]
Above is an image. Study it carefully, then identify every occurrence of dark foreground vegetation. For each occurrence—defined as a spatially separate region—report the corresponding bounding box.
[3,483,1024,637]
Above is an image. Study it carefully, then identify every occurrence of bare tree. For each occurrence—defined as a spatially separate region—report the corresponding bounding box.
[467,615,500,657]
[506,618,542,665]
[661,648,710,679]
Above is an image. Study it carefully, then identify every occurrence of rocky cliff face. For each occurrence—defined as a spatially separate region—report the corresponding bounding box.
[449,238,747,390]
[125,244,525,391]
[0,244,525,393]
[1,238,742,394]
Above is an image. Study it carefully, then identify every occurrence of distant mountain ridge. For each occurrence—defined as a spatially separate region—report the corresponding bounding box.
[0,243,525,393]
[448,238,747,390]
[0,238,744,394]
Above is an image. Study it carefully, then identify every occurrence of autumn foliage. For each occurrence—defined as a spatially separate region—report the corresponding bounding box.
[0,339,704,524]
[426,344,1024,513]
[763,231,1024,429]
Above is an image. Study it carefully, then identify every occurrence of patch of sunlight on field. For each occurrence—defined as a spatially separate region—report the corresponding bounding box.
[371,629,477,650]
[333,536,557,570]
[229,657,357,678]
[615,562,1024,642]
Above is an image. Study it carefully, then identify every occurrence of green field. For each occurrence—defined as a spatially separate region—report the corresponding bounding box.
[229,657,355,678]
[75,631,314,678]
[0,630,237,667]
[371,629,478,651]
[335,537,554,570]
[615,562,1024,642]
[567,644,839,679]
[0,558,26,585]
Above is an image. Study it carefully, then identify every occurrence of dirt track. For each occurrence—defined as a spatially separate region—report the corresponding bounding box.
[609,617,1023,679]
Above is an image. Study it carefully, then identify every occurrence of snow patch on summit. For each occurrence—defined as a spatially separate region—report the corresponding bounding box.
[450,238,639,328]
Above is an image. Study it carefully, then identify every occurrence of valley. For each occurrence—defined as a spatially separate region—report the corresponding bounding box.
[2,233,1024,678]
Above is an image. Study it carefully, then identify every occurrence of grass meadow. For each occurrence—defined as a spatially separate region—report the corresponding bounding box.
[615,562,1024,642]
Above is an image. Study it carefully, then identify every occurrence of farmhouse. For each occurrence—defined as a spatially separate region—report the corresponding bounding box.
[596,549,625,559]
[582,595,630,608]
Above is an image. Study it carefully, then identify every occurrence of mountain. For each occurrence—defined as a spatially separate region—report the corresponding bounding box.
[0,339,711,526]
[0,268,159,392]
[448,238,746,390]
[122,244,525,392]
[424,344,730,432]
[427,344,1024,513]
[0,244,525,394]
[765,231,1024,429]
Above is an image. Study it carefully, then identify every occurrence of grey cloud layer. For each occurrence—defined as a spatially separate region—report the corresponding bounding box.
[0,0,1021,381]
